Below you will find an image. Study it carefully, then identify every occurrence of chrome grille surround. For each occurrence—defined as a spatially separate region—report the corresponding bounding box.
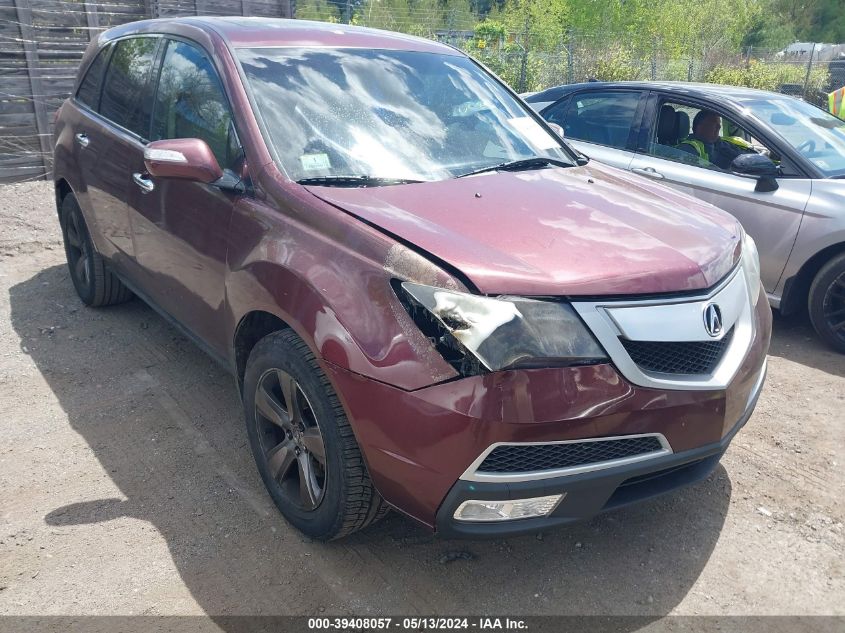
[571,265,755,391]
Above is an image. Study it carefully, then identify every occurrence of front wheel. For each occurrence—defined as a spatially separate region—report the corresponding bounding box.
[808,253,845,353]
[243,329,387,540]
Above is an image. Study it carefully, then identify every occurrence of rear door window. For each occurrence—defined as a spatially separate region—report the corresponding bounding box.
[99,36,159,137]
[550,91,641,149]
[76,44,111,110]
[151,39,237,170]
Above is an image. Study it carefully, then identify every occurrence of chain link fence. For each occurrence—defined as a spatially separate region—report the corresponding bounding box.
[438,32,841,106]
[294,3,844,106]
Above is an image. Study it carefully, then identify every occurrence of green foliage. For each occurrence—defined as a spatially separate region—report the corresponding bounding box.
[764,0,845,43]
[357,0,414,33]
[495,0,570,51]
[584,49,646,82]
[810,0,845,42]
[706,60,831,94]
[296,0,341,22]
[473,18,506,45]
[298,0,838,95]
[444,0,476,30]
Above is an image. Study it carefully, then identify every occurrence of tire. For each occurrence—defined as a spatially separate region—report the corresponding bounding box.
[808,253,845,354]
[60,193,133,307]
[243,329,388,540]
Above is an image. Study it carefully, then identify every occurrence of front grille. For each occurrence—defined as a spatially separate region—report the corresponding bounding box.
[620,327,734,375]
[477,436,664,473]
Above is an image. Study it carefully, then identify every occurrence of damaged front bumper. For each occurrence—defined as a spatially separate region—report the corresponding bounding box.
[434,360,765,538]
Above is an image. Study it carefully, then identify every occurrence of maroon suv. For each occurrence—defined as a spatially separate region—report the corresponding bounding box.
[53,17,771,540]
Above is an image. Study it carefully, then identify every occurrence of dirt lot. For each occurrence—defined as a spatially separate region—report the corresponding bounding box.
[0,181,843,621]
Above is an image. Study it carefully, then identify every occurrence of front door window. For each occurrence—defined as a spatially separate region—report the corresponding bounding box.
[151,40,240,171]
[645,100,781,172]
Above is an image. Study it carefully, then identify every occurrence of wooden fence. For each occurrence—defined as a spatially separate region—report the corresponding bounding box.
[0,0,292,184]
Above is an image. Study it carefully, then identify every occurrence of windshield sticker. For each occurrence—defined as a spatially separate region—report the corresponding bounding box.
[813,159,830,169]
[299,153,331,171]
[507,117,559,150]
[452,99,489,117]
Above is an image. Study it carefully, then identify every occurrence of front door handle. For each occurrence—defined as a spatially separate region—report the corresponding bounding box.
[631,167,665,180]
[74,133,90,149]
[132,172,154,194]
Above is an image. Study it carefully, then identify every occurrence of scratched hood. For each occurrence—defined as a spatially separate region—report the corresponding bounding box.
[306,162,742,296]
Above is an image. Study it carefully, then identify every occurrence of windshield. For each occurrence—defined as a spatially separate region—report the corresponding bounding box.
[237,47,575,184]
[748,98,845,178]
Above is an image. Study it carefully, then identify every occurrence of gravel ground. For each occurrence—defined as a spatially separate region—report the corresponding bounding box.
[0,181,843,621]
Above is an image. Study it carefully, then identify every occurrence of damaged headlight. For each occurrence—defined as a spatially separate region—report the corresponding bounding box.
[396,281,608,376]
[741,230,761,306]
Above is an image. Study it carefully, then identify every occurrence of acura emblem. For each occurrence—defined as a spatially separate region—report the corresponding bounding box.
[704,303,723,337]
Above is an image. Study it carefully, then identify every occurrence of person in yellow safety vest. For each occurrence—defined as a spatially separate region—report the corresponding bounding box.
[829,86,845,120]
[677,110,755,169]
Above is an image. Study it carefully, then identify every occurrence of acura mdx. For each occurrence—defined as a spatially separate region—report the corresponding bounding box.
[53,18,771,540]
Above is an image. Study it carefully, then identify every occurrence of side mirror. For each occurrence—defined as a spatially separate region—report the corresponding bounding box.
[144,138,223,184]
[547,122,565,138]
[730,153,780,192]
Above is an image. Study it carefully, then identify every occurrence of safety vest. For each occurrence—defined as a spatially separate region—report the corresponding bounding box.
[678,138,708,160]
[722,135,754,150]
[677,136,752,160]
[830,86,844,120]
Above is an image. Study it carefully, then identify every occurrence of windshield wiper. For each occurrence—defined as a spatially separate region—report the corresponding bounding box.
[456,157,573,178]
[296,176,426,187]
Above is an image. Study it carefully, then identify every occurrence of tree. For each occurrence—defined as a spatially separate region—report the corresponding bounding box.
[444,0,476,31]
[296,0,342,21]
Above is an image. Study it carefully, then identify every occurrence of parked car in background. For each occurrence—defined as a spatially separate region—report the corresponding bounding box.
[54,20,770,540]
[526,82,845,352]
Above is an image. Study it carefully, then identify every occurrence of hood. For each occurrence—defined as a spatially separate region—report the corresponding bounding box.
[306,162,742,296]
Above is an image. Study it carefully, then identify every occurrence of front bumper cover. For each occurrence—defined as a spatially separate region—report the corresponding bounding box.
[435,362,766,538]
[322,290,771,532]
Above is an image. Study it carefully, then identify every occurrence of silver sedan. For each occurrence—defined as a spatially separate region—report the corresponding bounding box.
[526,81,845,352]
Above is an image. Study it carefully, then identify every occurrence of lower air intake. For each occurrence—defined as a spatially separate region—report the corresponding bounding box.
[478,436,665,474]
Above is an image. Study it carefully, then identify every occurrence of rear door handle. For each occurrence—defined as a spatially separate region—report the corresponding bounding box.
[631,167,664,180]
[132,172,154,194]
[74,133,90,149]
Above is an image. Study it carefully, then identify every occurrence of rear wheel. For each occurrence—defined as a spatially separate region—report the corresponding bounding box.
[60,193,132,307]
[243,329,387,540]
[808,253,845,353]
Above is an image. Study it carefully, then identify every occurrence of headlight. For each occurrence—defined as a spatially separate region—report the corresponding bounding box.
[396,281,607,375]
[741,230,761,305]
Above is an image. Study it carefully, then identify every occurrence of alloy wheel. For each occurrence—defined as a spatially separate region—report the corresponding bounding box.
[65,208,91,290]
[822,271,845,345]
[254,368,327,510]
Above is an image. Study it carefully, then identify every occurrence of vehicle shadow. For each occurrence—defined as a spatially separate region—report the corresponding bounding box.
[770,310,845,379]
[11,264,732,623]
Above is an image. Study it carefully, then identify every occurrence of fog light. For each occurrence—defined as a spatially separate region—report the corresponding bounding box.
[453,494,564,522]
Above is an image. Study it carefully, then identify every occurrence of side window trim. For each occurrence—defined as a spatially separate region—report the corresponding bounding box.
[74,43,114,113]
[144,36,170,141]
[626,90,649,151]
